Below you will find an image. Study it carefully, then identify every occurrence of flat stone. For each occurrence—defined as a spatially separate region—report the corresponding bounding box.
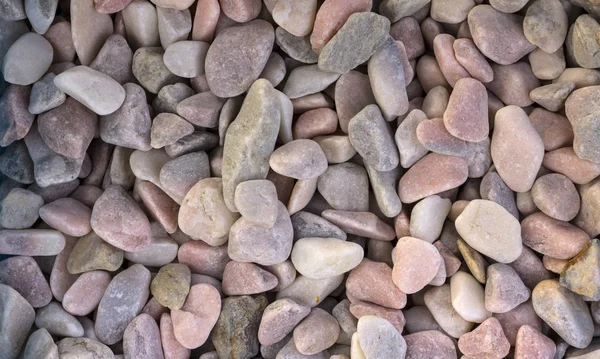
[514,325,556,359]
[529,108,574,152]
[276,274,344,308]
[291,211,346,241]
[531,173,580,221]
[294,308,340,355]
[178,240,230,279]
[222,79,280,211]
[317,163,369,211]
[321,209,395,241]
[132,47,180,94]
[171,284,221,349]
[291,237,363,279]
[335,71,376,133]
[0,283,35,359]
[259,298,310,346]
[485,264,529,314]
[157,7,192,48]
[95,264,151,345]
[404,330,457,359]
[398,153,468,203]
[458,317,510,359]
[153,83,194,114]
[178,177,239,245]
[222,261,278,295]
[560,239,600,300]
[122,313,163,359]
[491,105,544,192]
[0,85,34,147]
[35,302,84,337]
[228,201,293,265]
[39,198,91,237]
[410,195,451,243]
[346,259,406,310]
[572,15,600,69]
[71,0,113,65]
[532,279,594,348]
[468,5,536,65]
[443,78,488,142]
[0,255,52,308]
[205,20,274,97]
[56,338,113,359]
[0,188,42,229]
[234,180,278,227]
[159,151,210,203]
[318,12,390,74]
[62,270,111,316]
[276,27,317,64]
[393,236,442,294]
[455,199,522,263]
[530,82,575,112]
[453,38,493,83]
[28,73,66,115]
[543,147,600,185]
[272,0,317,37]
[379,0,430,22]
[3,33,53,85]
[357,316,407,359]
[23,328,58,359]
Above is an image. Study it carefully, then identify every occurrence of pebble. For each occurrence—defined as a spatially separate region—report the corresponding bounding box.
[532,279,594,348]
[153,83,194,114]
[157,7,192,48]
[178,240,230,279]
[260,52,286,87]
[0,85,34,147]
[276,274,344,308]
[422,86,449,119]
[393,236,442,294]
[530,82,575,112]
[410,195,451,243]
[67,232,123,274]
[205,20,274,97]
[222,261,278,296]
[468,5,535,65]
[291,237,363,279]
[62,270,111,316]
[178,177,239,245]
[176,92,226,128]
[395,109,428,168]
[487,62,540,107]
[443,78,488,142]
[379,0,430,23]
[523,0,568,54]
[91,186,151,252]
[485,264,530,313]
[160,313,190,359]
[335,71,376,133]
[25,0,58,35]
[28,73,66,115]
[192,0,219,42]
[56,337,113,358]
[560,239,600,300]
[264,261,297,292]
[212,295,267,359]
[2,33,53,86]
[150,113,194,149]
[480,170,519,218]
[514,325,556,359]
[287,177,318,215]
[572,15,600,69]
[494,301,542,346]
[457,238,488,284]
[272,0,317,37]
[291,93,335,114]
[0,188,43,229]
[433,34,470,87]
[404,330,457,359]
[357,316,407,359]
[233,180,278,227]
[0,256,52,308]
[529,47,565,80]
[346,259,406,309]
[348,105,400,171]
[321,209,395,241]
[124,232,178,267]
[150,263,190,310]
[275,27,317,64]
[276,337,329,359]
[417,118,468,157]
[294,308,340,355]
[397,153,468,203]
[450,271,491,323]
[455,199,522,263]
[531,173,580,221]
[0,141,34,185]
[165,131,219,157]
[317,163,369,211]
[318,12,390,74]
[163,41,209,78]
[228,201,293,265]
[310,0,372,53]
[510,245,554,290]
[0,284,35,359]
[269,139,328,180]
[313,136,356,164]
[123,313,164,359]
[350,301,406,334]
[491,105,545,192]
[291,211,346,241]
[132,47,180,94]
[219,0,261,23]
[543,147,600,185]
[259,298,310,346]
[122,0,159,48]
[39,198,91,237]
[565,86,600,163]
[453,38,493,83]
[94,0,133,13]
[71,0,113,66]
[365,164,402,218]
[283,65,340,100]
[529,108,574,152]
[458,317,510,359]
[35,302,84,337]
[23,328,58,359]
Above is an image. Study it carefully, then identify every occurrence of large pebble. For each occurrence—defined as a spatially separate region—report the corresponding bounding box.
[123,313,164,359]
[71,0,113,65]
[269,139,328,180]
[35,302,84,337]
[212,295,267,359]
[522,212,589,260]
[317,162,369,211]
[259,298,310,346]
[205,20,274,97]
[443,78,488,142]
[485,263,530,314]
[346,259,406,310]
[62,270,111,316]
[523,0,567,54]
[458,317,510,359]
[560,239,600,300]
[318,12,390,74]
[0,188,43,229]
[572,15,600,69]
[67,232,123,274]
[222,79,280,211]
[393,236,442,294]
[0,256,52,308]
[132,47,180,94]
[491,105,544,192]
[565,86,600,163]
[455,200,522,263]
[272,0,317,37]
[228,201,293,265]
[0,284,35,359]
[291,237,363,279]
[532,279,594,348]
[529,47,565,81]
[39,198,92,237]
[543,147,600,185]
[531,173,580,221]
[468,4,535,65]
[234,180,278,227]
[2,33,53,85]
[397,153,468,203]
[357,316,407,359]
[321,210,395,241]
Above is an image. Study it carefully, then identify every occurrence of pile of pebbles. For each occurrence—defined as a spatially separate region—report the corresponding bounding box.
[1,0,600,358]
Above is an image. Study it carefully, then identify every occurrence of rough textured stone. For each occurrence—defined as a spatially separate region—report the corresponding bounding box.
[572,15,600,69]
[151,263,190,310]
[529,108,574,152]
[222,261,278,295]
[444,78,488,142]
[157,7,192,49]
[67,232,123,274]
[310,0,372,53]
[514,325,556,359]
[565,86,600,163]
[176,91,226,128]
[283,65,340,100]
[0,188,43,229]
[347,259,406,310]
[395,109,428,168]
[0,141,34,184]
[291,211,346,241]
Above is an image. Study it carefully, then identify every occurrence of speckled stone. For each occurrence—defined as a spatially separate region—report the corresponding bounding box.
[56,338,113,358]
[543,147,600,185]
[132,47,180,94]
[528,108,574,152]
[347,259,406,309]
[0,256,52,308]
[458,317,510,359]
[291,211,346,241]
[35,302,84,337]
[177,240,230,279]
[453,38,493,83]
[0,188,43,229]
[176,91,226,128]
[485,263,530,314]
[404,330,457,359]
[523,0,568,54]
[259,298,310,346]
[393,236,442,294]
[443,78,488,142]
[89,34,133,85]
[310,0,372,53]
[317,163,369,211]
[62,270,111,316]
[122,313,164,359]
[572,15,600,69]
[151,263,191,310]
[294,308,340,355]
[560,239,600,300]
[565,86,600,163]
[531,173,580,221]
[222,261,278,295]
[67,231,123,274]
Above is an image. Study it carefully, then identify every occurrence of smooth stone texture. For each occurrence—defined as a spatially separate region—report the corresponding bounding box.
[291,237,363,279]
[67,232,123,274]
[572,15,600,69]
[283,65,340,100]
[25,0,58,34]
[480,170,519,218]
[458,237,488,283]
[151,263,190,310]
[122,0,159,48]
[260,52,286,87]
[365,163,402,218]
[176,91,226,128]
[560,239,600,300]
[347,259,406,310]
[0,188,43,229]
[317,163,369,211]
[157,7,192,49]
[529,47,565,80]
[485,263,530,314]
[287,177,318,215]
[62,270,111,316]
[514,325,556,359]
[443,78,488,142]
[124,232,178,267]
[486,62,539,107]
[543,147,600,185]
[71,0,113,66]
[259,298,310,346]
[0,141,34,184]
[269,139,328,180]
[0,19,28,68]
[530,82,575,112]
[123,313,164,359]
[132,47,180,94]
[276,27,317,64]
[160,313,190,359]
[222,79,280,211]
[410,195,451,243]
[94,0,133,13]
[416,118,467,157]
[222,261,278,295]
[294,308,340,355]
[205,20,274,97]
[95,264,151,345]
[264,261,297,292]
[2,33,53,85]
[293,108,338,140]
[393,236,442,294]
[159,152,210,204]
[318,12,390,74]
[28,73,66,115]
[0,84,34,147]
[528,108,574,152]
[291,211,346,241]
[172,284,221,349]
[91,186,151,252]
[491,105,544,192]
[532,279,594,348]
[453,38,493,83]
[150,113,194,149]
[177,240,230,279]
[335,71,376,133]
[509,245,553,290]
[458,317,510,359]
[314,136,357,164]
[163,40,209,78]
[395,109,428,168]
[153,83,194,114]
[310,0,372,53]
[397,153,468,203]
[178,177,239,245]
[0,284,35,359]
[39,198,92,236]
[234,179,278,227]
[35,302,84,337]
[0,255,52,308]
[357,316,407,359]
[531,173,580,221]
[433,34,470,87]
[276,274,344,308]
[56,337,113,358]
[493,300,542,346]
[468,5,535,65]
[88,34,132,84]
[523,0,568,54]
[321,210,395,241]
[165,131,219,158]
[565,86,600,163]
[23,328,58,359]
[404,330,456,359]
[228,201,293,265]
[379,0,430,22]
[455,200,522,263]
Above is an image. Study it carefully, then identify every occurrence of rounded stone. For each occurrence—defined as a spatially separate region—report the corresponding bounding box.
[163,40,209,78]
[485,263,530,314]
[39,198,92,237]
[132,47,180,94]
[523,0,567,54]
[269,139,328,180]
[310,0,372,53]
[0,188,43,229]
[317,162,369,211]
[172,284,221,349]
[572,15,600,69]
[443,77,489,142]
[56,338,113,358]
[451,271,491,323]
[531,173,580,221]
[0,256,52,308]
[272,0,317,37]
[543,147,600,185]
[357,316,407,359]
[222,261,278,296]
[123,313,164,359]
[458,317,510,359]
[409,195,451,243]
[62,270,112,316]
[2,33,53,85]
[151,263,191,310]
[67,232,123,274]
[293,308,340,355]
[346,259,407,310]
[291,237,364,279]
[35,302,84,337]
[393,237,442,294]
[259,298,310,346]
[514,325,557,359]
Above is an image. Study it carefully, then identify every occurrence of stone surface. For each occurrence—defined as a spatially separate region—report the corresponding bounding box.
[276,274,344,308]
[62,270,111,316]
[259,298,310,346]
[565,86,600,163]
[393,236,442,294]
[150,113,194,149]
[572,15,600,69]
[291,237,363,279]
[283,65,340,100]
[56,337,113,358]
[23,328,58,359]
[560,239,600,300]
[39,198,91,237]
[294,308,340,355]
[416,118,467,157]
[531,173,580,221]
[151,263,191,310]
[123,313,164,359]
[317,162,369,211]
[153,83,194,114]
[272,0,317,37]
[176,91,226,128]
[357,316,407,359]
[487,62,540,107]
[67,232,123,274]
[453,38,493,83]
[395,109,428,168]
[132,47,180,94]
[71,0,113,65]
[3,33,53,85]
[0,283,35,359]
[379,0,430,22]
[0,84,34,147]
[530,82,575,112]
[318,12,390,74]
[0,141,34,184]
[291,211,346,241]
[321,209,395,241]
[433,33,470,87]
[0,256,52,308]
[157,7,192,49]
[514,325,556,359]
[178,240,230,279]
[458,317,510,359]
[164,40,209,78]
[28,73,66,115]
[485,263,529,314]
[543,147,600,185]
[0,188,43,229]
[205,20,274,97]
[35,302,84,337]
[222,261,278,295]
[335,71,376,133]
[404,330,457,359]
[410,195,451,243]
[529,108,574,152]
[269,139,328,179]
[234,179,278,227]
[346,259,406,310]
[314,135,357,164]
[451,271,491,323]
[275,27,316,64]
[523,0,568,54]
[443,78,488,142]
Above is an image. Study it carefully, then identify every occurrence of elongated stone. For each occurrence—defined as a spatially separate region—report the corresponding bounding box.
[410,195,451,243]
[95,264,151,345]
[572,15,600,69]
[2,33,53,85]
[62,270,111,316]
[321,209,395,241]
[283,65,340,100]
[39,198,92,237]
[335,71,376,133]
[122,313,163,359]
[71,0,113,65]
[0,84,34,147]
[222,79,280,212]
[292,237,364,279]
[124,232,178,267]
[35,302,84,337]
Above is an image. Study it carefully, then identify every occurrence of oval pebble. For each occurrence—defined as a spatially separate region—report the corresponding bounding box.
[2,33,53,85]
[393,237,442,294]
[171,283,221,349]
[269,139,328,180]
[291,237,364,279]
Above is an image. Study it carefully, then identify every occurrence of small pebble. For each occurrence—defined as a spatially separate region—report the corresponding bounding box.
[67,231,123,274]
[62,270,112,316]
[393,236,442,294]
[410,195,451,243]
[222,261,278,295]
[35,302,84,337]
[291,237,363,279]
[451,271,491,323]
[2,33,53,85]
[151,263,191,310]
[269,139,328,180]
[346,259,407,310]
[132,47,180,94]
[0,188,43,229]
[39,198,92,237]
[531,173,580,221]
[443,78,489,142]
[458,317,510,359]
[485,263,530,314]
[56,337,113,358]
[22,328,58,359]
[357,316,407,359]
[317,163,369,211]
